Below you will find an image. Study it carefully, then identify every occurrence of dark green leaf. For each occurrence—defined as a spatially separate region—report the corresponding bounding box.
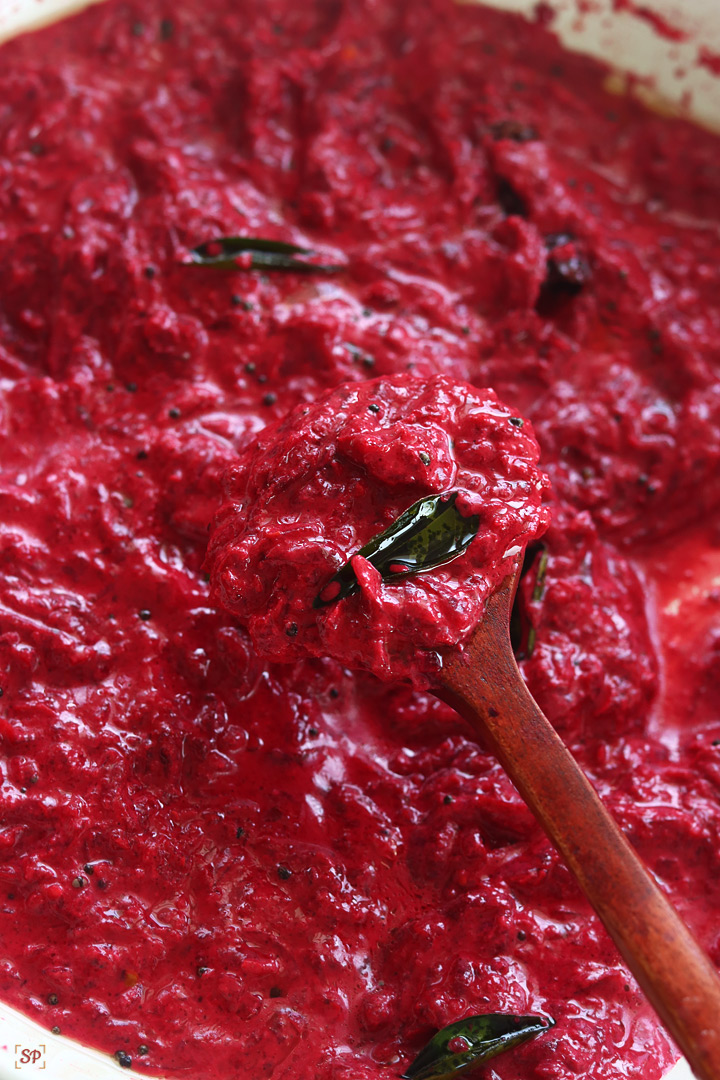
[532,548,549,602]
[314,490,480,608]
[402,1013,554,1080]
[188,236,342,273]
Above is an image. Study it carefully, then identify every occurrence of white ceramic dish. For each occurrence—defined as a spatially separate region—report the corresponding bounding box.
[0,0,716,1077]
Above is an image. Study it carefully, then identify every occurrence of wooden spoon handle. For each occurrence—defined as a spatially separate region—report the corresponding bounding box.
[439,589,720,1080]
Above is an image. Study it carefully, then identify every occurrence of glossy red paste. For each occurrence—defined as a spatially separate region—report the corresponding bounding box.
[0,1,719,1078]
[207,374,549,683]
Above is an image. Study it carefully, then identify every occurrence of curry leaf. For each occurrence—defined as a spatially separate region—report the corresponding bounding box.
[188,236,342,272]
[532,548,549,602]
[402,1013,554,1080]
[314,490,480,608]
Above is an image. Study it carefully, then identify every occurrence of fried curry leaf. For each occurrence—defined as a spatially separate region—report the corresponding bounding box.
[188,235,342,272]
[532,548,549,602]
[401,1013,555,1080]
[313,490,480,608]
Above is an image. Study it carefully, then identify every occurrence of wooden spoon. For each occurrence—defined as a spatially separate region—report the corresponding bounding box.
[436,560,720,1080]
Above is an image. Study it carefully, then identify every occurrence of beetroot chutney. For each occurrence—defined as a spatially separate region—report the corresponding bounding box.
[1,0,720,1078]
[207,374,549,683]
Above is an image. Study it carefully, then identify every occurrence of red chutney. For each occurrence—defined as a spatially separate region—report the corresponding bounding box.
[207,374,549,683]
[0,0,719,1078]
